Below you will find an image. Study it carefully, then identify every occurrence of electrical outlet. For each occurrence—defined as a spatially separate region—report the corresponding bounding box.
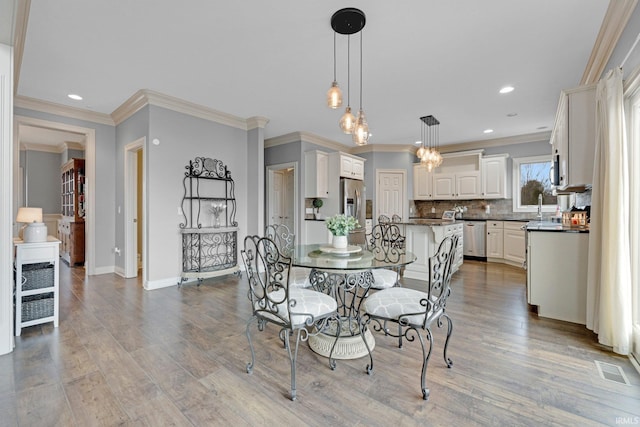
[305,208,313,214]
[485,205,491,214]
[431,207,436,213]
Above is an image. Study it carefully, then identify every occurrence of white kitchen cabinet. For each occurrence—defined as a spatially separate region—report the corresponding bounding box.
[413,164,433,200]
[481,155,508,199]
[431,150,483,200]
[503,222,526,266]
[404,222,463,280]
[527,231,588,324]
[486,221,504,259]
[551,84,596,191]
[333,152,365,180]
[304,150,329,198]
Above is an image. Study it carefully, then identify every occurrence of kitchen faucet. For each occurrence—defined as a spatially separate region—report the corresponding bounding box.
[537,193,543,220]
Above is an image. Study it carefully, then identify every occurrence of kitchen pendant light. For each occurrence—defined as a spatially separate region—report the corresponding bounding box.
[339,35,355,133]
[329,8,368,142]
[326,32,343,109]
[352,32,369,145]
[417,115,443,171]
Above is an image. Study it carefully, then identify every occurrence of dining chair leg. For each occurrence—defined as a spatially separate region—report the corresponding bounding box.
[416,327,434,401]
[245,315,258,374]
[328,317,341,371]
[439,313,454,368]
[284,328,302,401]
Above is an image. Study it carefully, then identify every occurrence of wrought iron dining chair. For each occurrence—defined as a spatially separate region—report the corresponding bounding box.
[265,223,312,288]
[241,235,339,401]
[365,223,406,289]
[377,214,391,224]
[391,214,402,223]
[363,235,458,400]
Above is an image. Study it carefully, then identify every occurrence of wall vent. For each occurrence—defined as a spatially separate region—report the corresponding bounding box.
[594,360,630,385]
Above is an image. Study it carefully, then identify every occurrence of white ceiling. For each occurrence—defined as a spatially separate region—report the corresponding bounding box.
[16,0,611,147]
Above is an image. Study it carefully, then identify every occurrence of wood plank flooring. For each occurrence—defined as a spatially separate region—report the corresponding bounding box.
[2,260,639,426]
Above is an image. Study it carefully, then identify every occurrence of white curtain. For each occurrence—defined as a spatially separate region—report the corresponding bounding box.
[586,67,633,355]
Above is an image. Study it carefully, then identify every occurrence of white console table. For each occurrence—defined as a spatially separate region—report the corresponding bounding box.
[14,237,61,336]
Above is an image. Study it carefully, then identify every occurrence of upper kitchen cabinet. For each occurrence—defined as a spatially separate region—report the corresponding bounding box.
[481,154,508,199]
[413,163,433,200]
[331,152,365,180]
[432,150,482,199]
[304,150,329,198]
[550,84,596,191]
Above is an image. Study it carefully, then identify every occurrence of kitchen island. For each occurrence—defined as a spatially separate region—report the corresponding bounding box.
[526,221,589,324]
[401,219,464,280]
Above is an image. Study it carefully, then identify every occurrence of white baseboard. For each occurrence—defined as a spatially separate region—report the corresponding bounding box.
[93,265,116,275]
[114,266,125,277]
[145,276,182,290]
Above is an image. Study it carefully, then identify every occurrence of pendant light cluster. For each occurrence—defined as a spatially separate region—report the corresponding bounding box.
[416,115,443,172]
[326,8,370,146]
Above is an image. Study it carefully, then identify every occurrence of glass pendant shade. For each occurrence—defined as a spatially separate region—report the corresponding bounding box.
[339,106,355,133]
[327,81,343,109]
[417,115,442,171]
[352,109,369,145]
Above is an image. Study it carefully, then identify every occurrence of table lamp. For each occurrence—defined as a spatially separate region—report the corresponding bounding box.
[16,207,47,243]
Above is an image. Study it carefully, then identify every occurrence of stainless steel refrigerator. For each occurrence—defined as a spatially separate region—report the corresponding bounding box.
[340,178,366,244]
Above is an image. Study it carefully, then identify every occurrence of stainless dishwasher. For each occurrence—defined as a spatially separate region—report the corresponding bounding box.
[463,221,486,258]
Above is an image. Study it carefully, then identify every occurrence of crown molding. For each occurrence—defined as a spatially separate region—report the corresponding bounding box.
[20,142,63,153]
[580,0,638,85]
[437,131,552,154]
[349,144,416,155]
[112,89,249,130]
[14,95,115,125]
[246,116,270,130]
[265,131,349,151]
[12,0,30,92]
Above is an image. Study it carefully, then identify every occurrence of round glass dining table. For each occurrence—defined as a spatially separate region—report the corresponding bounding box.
[290,243,416,360]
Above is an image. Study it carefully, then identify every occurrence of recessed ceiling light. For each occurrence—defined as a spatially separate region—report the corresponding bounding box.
[68,94,83,100]
[506,112,518,117]
[483,129,494,134]
[499,86,514,94]
[537,126,548,130]
[415,140,422,145]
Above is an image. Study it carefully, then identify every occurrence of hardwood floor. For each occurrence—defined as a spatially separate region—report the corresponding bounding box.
[2,260,639,426]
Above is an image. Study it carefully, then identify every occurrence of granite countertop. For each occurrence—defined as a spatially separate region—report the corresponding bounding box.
[404,219,464,226]
[525,221,590,233]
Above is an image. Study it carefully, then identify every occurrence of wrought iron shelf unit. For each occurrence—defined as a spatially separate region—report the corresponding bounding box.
[179,157,239,285]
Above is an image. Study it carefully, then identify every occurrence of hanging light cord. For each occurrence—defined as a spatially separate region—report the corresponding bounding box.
[333,32,337,81]
[347,35,351,106]
[359,31,363,109]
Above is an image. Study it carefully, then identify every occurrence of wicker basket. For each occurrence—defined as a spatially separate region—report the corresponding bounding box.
[22,262,54,291]
[21,293,54,322]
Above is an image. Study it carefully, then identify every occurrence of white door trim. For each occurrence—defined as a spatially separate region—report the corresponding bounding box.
[375,169,408,221]
[13,115,97,275]
[124,138,145,279]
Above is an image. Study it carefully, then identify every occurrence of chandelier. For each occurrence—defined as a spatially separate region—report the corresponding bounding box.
[328,8,370,145]
[416,115,443,171]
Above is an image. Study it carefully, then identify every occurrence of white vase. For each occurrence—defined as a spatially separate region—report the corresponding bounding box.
[332,235,348,249]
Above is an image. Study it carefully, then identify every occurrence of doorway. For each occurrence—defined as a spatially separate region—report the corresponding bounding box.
[376,169,407,221]
[124,138,145,280]
[266,162,298,237]
[13,115,96,274]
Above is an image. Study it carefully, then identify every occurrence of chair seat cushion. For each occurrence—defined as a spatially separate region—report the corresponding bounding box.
[371,268,398,289]
[257,288,337,327]
[364,287,440,327]
[289,266,312,288]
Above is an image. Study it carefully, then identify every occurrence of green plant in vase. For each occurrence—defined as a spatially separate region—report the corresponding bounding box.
[312,198,323,219]
[325,214,359,249]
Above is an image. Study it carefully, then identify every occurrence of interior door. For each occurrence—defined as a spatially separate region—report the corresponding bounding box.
[283,169,294,231]
[377,170,405,221]
[271,171,284,225]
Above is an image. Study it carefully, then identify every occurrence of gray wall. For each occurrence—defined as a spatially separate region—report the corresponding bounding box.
[23,150,60,213]
[114,105,250,284]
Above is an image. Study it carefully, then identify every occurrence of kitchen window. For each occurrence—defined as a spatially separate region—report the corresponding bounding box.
[512,155,557,213]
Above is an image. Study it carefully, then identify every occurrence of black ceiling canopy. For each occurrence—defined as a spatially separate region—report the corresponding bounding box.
[331,8,366,35]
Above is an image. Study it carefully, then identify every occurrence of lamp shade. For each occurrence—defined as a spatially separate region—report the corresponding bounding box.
[16,207,43,223]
